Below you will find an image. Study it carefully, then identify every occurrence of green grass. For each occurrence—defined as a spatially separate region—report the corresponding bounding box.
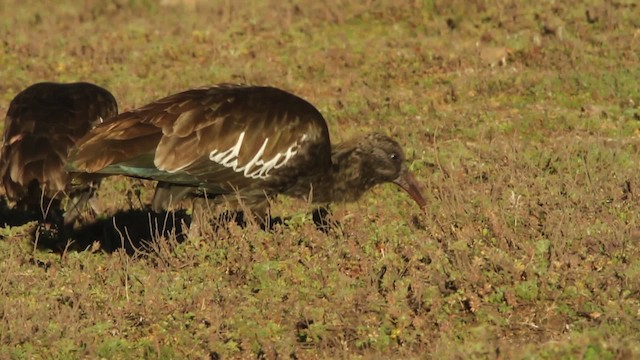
[2,0,640,358]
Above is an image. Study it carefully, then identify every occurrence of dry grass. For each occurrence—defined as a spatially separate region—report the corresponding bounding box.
[1,0,640,358]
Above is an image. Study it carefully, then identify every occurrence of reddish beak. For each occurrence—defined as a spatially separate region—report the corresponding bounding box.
[393,165,427,211]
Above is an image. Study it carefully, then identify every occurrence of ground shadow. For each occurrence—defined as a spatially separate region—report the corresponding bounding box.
[61,209,191,254]
[0,196,46,227]
[1,195,191,254]
[2,194,338,255]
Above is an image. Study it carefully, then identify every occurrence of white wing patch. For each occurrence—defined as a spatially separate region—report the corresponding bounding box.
[209,131,306,179]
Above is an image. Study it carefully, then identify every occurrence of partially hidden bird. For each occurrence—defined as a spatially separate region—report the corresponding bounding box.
[66,84,426,221]
[0,82,118,225]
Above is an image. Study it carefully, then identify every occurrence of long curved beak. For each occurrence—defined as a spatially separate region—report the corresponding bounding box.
[393,165,427,211]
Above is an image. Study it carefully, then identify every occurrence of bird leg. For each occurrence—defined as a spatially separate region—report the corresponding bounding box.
[218,198,276,231]
[204,196,282,232]
[63,181,100,228]
[187,196,215,239]
[151,182,194,212]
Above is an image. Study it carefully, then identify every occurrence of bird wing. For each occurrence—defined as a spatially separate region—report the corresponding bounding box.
[69,84,331,195]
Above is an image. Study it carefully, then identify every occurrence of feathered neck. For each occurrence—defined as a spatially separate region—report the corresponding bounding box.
[307,137,373,204]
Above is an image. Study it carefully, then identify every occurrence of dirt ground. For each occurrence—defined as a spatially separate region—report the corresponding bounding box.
[1,0,639,358]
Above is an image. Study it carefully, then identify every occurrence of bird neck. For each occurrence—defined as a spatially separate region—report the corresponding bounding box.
[311,139,370,204]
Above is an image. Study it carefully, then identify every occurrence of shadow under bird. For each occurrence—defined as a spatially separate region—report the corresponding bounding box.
[0,82,118,225]
[67,84,426,220]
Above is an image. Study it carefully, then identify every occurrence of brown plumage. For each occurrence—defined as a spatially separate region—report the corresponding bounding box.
[68,84,425,215]
[0,82,118,222]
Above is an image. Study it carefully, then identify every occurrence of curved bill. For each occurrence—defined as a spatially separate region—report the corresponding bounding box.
[392,165,427,211]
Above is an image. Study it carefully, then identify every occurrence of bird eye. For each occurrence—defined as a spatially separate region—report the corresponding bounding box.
[390,153,399,161]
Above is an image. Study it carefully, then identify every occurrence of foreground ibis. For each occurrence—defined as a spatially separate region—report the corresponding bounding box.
[67,84,426,222]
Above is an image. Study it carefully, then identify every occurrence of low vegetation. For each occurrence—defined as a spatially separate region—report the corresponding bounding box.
[1,0,639,358]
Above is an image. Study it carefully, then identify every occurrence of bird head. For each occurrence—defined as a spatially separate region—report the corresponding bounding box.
[355,133,427,210]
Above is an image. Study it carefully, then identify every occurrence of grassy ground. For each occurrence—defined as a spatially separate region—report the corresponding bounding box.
[1,0,640,358]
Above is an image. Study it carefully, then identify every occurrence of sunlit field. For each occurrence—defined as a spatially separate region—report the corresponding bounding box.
[1,0,639,358]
